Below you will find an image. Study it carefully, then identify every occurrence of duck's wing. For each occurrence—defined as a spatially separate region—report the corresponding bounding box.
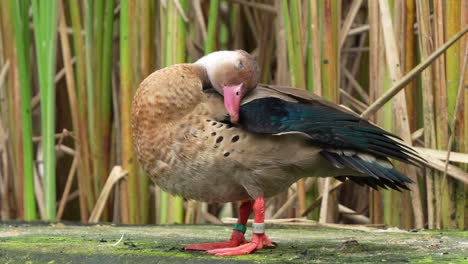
[224,84,425,191]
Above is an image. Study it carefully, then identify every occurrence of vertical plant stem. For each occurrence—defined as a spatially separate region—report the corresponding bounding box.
[205,0,219,53]
[139,0,155,225]
[378,0,423,229]
[100,0,115,196]
[444,0,462,229]
[12,0,37,221]
[58,1,89,220]
[171,0,188,224]
[290,0,306,89]
[321,0,338,102]
[318,0,339,223]
[92,0,105,212]
[308,0,322,94]
[369,0,396,226]
[85,0,95,146]
[461,0,468,230]
[32,0,58,221]
[0,1,24,219]
[286,0,307,216]
[69,0,95,214]
[432,0,447,229]
[70,0,87,115]
[416,0,437,229]
[159,0,175,224]
[120,0,135,224]
[281,0,297,86]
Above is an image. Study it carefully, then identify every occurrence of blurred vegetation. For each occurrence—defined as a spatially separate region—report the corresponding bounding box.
[0,0,467,230]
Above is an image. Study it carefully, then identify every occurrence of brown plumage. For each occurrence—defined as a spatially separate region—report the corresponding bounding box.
[131,61,355,203]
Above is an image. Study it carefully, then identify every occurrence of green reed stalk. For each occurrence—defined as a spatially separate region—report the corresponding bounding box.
[158,0,176,224]
[32,0,58,221]
[307,0,322,93]
[171,0,188,224]
[12,0,37,221]
[100,0,115,194]
[281,0,297,86]
[205,0,219,53]
[120,0,136,224]
[70,0,95,213]
[92,0,105,210]
[290,1,306,89]
[85,0,95,146]
[70,1,87,114]
[140,0,156,224]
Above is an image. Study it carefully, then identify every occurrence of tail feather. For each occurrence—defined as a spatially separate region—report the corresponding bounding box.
[321,150,413,191]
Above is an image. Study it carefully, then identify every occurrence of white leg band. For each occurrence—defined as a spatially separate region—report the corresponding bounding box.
[252,223,265,234]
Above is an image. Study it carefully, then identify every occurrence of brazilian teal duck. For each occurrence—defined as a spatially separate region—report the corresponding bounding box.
[131,50,423,256]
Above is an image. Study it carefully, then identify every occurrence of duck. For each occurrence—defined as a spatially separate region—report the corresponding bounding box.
[131,50,424,256]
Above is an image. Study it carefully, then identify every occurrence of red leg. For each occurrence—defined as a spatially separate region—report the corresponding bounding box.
[184,200,253,251]
[207,196,274,256]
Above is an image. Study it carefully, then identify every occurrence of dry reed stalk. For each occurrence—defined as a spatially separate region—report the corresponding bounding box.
[416,152,468,184]
[367,0,385,225]
[378,0,423,229]
[361,25,468,119]
[397,0,417,227]
[442,47,467,228]
[462,0,468,230]
[272,178,314,219]
[228,0,276,13]
[57,156,78,220]
[33,163,45,219]
[340,89,367,112]
[319,0,340,224]
[414,148,468,163]
[447,0,465,230]
[319,177,331,223]
[339,0,362,49]
[309,0,322,94]
[0,116,10,220]
[402,1,417,131]
[58,2,90,221]
[275,0,289,85]
[0,2,23,219]
[89,166,127,223]
[69,2,95,214]
[342,66,369,104]
[291,5,307,215]
[416,0,437,229]
[345,26,367,93]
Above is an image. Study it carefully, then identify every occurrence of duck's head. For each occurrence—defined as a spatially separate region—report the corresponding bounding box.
[195,50,259,123]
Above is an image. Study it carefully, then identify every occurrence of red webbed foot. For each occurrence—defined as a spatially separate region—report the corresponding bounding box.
[207,233,274,256]
[208,196,276,256]
[185,230,247,251]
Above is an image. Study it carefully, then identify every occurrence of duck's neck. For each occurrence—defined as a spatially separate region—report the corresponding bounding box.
[191,63,211,89]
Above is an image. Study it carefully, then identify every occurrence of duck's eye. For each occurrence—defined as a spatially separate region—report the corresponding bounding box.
[237,60,244,70]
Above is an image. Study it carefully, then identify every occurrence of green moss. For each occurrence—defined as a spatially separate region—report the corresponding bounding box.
[0,223,467,263]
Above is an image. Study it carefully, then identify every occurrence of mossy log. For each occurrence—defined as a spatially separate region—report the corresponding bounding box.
[0,222,466,263]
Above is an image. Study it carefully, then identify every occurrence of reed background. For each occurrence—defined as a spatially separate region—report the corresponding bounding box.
[0,0,467,230]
